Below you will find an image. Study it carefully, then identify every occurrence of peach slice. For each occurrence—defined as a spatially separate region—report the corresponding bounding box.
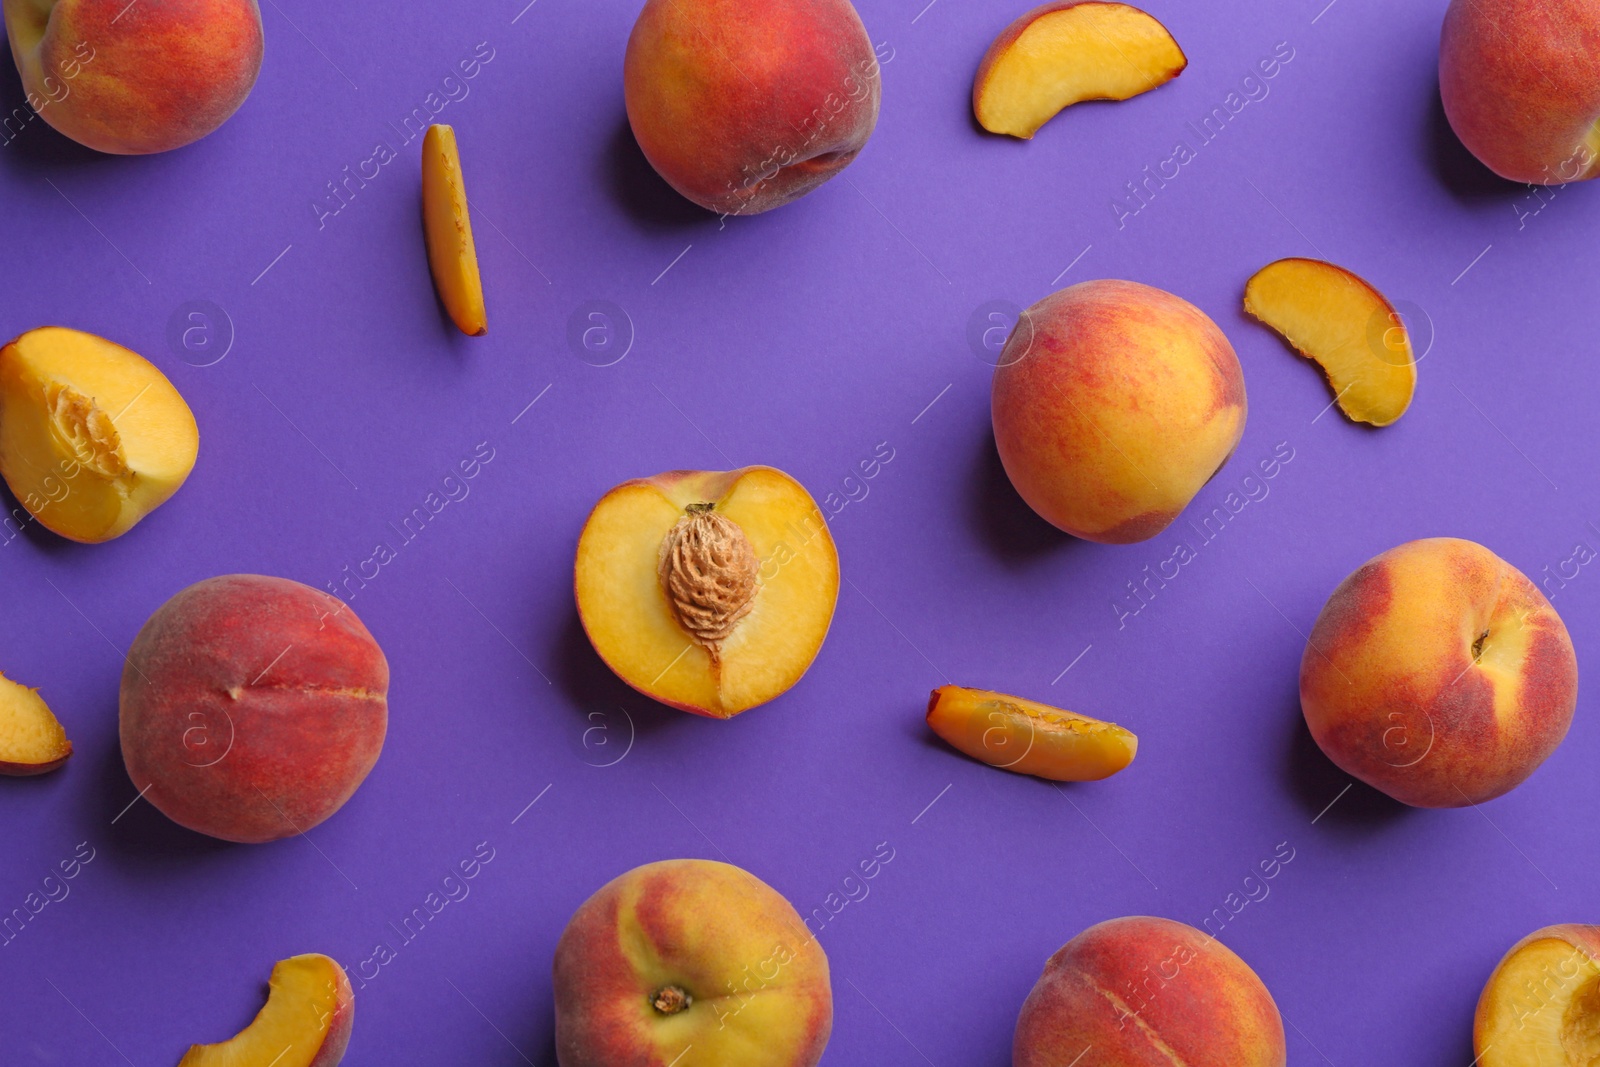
[1243,258,1416,427]
[0,671,71,776]
[973,2,1187,139]
[179,953,353,1067]
[926,685,1136,781]
[421,124,487,337]
[574,466,838,719]
[0,327,199,543]
[1474,924,1600,1065]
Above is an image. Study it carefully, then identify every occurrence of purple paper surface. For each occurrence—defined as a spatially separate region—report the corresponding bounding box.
[1,0,1594,1063]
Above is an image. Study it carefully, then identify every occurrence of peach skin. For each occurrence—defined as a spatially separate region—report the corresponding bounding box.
[553,859,832,1067]
[1014,916,1286,1066]
[1440,0,1600,185]
[1300,538,1578,808]
[1474,924,1600,1065]
[991,279,1247,543]
[3,0,264,154]
[120,575,389,843]
[926,685,1136,781]
[624,0,881,214]
[974,2,1187,139]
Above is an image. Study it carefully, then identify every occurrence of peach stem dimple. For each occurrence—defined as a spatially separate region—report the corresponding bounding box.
[651,985,693,1015]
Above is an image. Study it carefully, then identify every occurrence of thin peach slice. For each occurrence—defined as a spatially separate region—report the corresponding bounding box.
[0,327,199,543]
[927,685,1136,781]
[0,672,70,775]
[1474,925,1600,1066]
[575,466,839,719]
[421,124,487,336]
[974,2,1187,139]
[179,954,354,1067]
[1244,257,1416,427]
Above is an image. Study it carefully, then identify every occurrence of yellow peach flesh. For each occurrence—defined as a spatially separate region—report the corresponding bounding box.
[1243,258,1416,427]
[0,672,71,775]
[179,954,351,1067]
[575,467,838,718]
[1476,932,1600,1065]
[975,2,1187,139]
[421,124,487,337]
[927,685,1136,781]
[0,327,198,543]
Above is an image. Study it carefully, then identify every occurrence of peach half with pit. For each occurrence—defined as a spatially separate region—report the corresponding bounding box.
[1474,924,1600,1066]
[120,574,389,843]
[0,326,199,543]
[574,466,838,718]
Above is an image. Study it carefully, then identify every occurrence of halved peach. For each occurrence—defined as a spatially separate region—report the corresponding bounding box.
[1474,924,1600,1065]
[0,327,199,543]
[179,953,353,1067]
[574,466,838,719]
[926,685,1136,781]
[0,671,71,776]
[1243,258,1416,427]
[974,2,1187,139]
[421,124,487,336]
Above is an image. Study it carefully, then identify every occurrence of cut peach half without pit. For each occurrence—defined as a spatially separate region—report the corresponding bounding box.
[973,2,1187,139]
[422,124,487,336]
[1474,925,1600,1067]
[179,953,354,1067]
[574,466,839,719]
[927,685,1137,781]
[0,672,71,775]
[0,327,199,543]
[1244,257,1416,427]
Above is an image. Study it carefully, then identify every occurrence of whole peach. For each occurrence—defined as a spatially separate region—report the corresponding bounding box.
[1440,0,1600,184]
[554,859,832,1067]
[120,575,388,843]
[1014,916,1286,1067]
[991,279,1247,543]
[3,0,264,154]
[623,0,881,215]
[1300,538,1577,808]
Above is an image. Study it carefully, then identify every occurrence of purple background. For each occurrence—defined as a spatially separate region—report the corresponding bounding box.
[1,0,1595,1063]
